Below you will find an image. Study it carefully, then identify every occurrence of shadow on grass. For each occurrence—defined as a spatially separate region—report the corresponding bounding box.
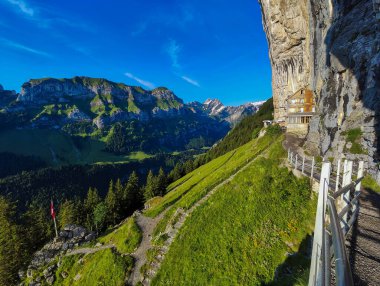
[264,234,312,286]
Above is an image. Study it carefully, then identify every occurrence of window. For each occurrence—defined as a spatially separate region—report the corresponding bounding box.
[300,117,311,124]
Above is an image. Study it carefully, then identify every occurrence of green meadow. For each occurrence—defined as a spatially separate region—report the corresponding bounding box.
[0,129,151,166]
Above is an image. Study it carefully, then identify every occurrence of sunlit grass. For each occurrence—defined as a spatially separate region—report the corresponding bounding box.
[98,217,142,254]
[54,249,133,286]
[152,138,315,285]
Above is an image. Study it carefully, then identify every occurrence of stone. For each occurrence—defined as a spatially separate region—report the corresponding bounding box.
[61,271,68,279]
[74,273,81,281]
[43,268,52,278]
[18,270,26,279]
[71,226,87,238]
[85,232,96,241]
[27,269,34,278]
[46,275,55,285]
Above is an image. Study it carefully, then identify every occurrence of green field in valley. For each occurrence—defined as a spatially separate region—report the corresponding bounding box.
[0,129,152,166]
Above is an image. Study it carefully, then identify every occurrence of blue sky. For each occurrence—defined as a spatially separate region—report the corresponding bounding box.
[0,0,271,105]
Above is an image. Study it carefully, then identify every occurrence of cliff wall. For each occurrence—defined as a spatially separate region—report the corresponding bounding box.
[259,0,380,180]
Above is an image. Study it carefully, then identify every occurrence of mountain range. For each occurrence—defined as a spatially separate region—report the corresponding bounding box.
[0,77,264,163]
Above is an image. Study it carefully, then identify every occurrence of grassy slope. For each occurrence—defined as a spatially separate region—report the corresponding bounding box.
[0,129,151,166]
[24,217,141,285]
[145,134,275,223]
[54,249,132,286]
[98,217,142,254]
[151,135,315,285]
[362,175,380,193]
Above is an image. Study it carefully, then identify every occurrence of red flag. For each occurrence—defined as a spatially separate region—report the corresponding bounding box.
[50,200,56,220]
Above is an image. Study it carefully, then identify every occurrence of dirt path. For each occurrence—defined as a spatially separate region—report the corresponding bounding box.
[127,210,169,286]
[65,244,114,256]
[346,188,380,286]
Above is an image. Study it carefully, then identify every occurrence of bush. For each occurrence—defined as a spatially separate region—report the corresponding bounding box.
[266,124,282,137]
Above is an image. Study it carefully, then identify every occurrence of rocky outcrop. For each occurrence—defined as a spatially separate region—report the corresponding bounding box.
[23,225,95,285]
[259,0,380,180]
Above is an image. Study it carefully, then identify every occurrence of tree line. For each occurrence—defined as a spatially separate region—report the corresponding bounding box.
[0,167,176,285]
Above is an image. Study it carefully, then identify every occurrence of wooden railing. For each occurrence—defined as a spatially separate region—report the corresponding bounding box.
[287,150,365,286]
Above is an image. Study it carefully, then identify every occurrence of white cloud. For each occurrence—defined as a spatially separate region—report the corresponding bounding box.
[0,38,52,57]
[124,73,155,89]
[166,39,181,69]
[7,0,34,16]
[181,76,200,87]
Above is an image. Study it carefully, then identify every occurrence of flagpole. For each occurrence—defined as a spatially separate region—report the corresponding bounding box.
[53,216,58,238]
[51,199,58,238]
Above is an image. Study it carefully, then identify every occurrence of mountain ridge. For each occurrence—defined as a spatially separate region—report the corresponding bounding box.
[0,77,265,159]
[2,76,264,128]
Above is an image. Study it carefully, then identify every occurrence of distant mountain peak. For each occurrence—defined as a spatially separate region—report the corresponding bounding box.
[204,98,222,105]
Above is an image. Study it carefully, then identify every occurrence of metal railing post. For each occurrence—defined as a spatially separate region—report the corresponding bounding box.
[295,154,298,170]
[335,158,341,193]
[302,156,305,174]
[355,161,364,192]
[308,162,331,286]
[311,157,315,179]
[341,160,353,228]
[353,161,364,214]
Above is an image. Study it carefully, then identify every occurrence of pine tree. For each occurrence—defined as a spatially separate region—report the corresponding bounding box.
[0,197,26,285]
[169,163,183,182]
[84,188,101,230]
[184,160,194,174]
[93,202,107,232]
[23,201,52,252]
[58,198,83,228]
[143,170,156,201]
[114,178,124,216]
[105,180,118,225]
[124,171,142,213]
[157,167,167,196]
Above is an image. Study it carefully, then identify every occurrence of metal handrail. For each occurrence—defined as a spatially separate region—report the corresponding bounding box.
[287,150,365,286]
[331,177,363,198]
[327,196,354,286]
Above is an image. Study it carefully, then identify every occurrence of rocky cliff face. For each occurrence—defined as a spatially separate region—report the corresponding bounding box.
[259,0,380,180]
